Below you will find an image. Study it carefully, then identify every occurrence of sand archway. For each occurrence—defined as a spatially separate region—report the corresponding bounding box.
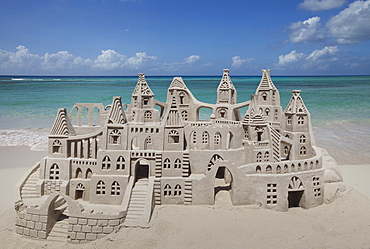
[287,176,305,208]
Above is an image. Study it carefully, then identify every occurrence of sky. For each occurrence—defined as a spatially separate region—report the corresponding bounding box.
[0,0,369,76]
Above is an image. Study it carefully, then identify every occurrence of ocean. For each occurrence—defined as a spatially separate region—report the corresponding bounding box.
[1,75,369,164]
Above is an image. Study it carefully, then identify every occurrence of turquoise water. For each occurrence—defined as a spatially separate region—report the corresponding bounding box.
[1,75,369,164]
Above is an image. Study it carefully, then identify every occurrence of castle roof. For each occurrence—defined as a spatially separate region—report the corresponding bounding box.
[218,69,235,90]
[256,69,277,93]
[169,77,188,90]
[284,90,308,114]
[107,96,127,125]
[50,108,76,136]
[132,73,154,96]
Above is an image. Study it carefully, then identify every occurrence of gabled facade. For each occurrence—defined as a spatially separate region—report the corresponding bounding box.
[15,69,325,243]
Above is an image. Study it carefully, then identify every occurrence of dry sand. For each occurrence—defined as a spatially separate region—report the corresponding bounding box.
[0,146,370,248]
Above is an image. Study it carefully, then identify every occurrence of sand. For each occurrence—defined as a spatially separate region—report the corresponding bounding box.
[0,146,370,248]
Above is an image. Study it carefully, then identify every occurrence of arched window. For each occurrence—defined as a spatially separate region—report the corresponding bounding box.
[274,109,279,121]
[52,140,62,153]
[96,180,105,195]
[266,165,272,174]
[304,162,308,170]
[192,131,197,144]
[287,116,292,125]
[218,108,227,118]
[284,164,288,173]
[291,164,295,172]
[145,136,152,150]
[256,152,262,162]
[310,161,314,170]
[174,158,181,169]
[164,184,171,196]
[262,92,267,101]
[144,110,152,120]
[298,163,302,171]
[110,129,121,144]
[168,130,179,143]
[214,132,221,149]
[202,131,209,144]
[276,165,281,174]
[86,168,92,178]
[102,156,111,170]
[76,168,83,178]
[174,184,181,196]
[300,134,306,144]
[181,110,188,121]
[284,146,289,155]
[298,116,304,125]
[111,181,120,195]
[179,92,186,104]
[265,108,270,117]
[116,156,125,170]
[299,146,306,155]
[49,164,59,180]
[256,166,261,173]
[264,151,269,162]
[163,158,171,169]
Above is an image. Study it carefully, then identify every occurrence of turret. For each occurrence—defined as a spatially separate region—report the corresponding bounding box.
[282,90,315,160]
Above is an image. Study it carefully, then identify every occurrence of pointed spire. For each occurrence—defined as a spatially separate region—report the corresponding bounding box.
[256,69,277,93]
[163,94,184,127]
[284,90,308,114]
[50,108,76,136]
[169,77,187,89]
[132,73,154,96]
[218,69,235,90]
[107,96,127,125]
[217,69,237,104]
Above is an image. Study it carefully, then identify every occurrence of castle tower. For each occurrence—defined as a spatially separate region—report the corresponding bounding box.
[49,108,76,158]
[254,69,282,124]
[129,73,159,123]
[215,69,240,120]
[282,90,315,160]
[162,91,185,151]
[105,96,128,150]
[217,69,237,105]
[167,77,194,122]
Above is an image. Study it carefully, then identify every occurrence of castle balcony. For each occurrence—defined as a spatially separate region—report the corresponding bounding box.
[215,120,241,126]
[189,122,212,127]
[131,151,156,159]
[253,141,269,148]
[239,146,323,175]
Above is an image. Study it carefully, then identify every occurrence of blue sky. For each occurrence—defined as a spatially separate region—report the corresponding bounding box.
[0,0,369,75]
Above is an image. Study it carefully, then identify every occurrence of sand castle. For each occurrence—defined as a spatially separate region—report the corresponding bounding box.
[15,69,335,243]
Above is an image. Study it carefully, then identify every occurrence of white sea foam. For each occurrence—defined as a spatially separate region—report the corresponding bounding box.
[0,129,48,151]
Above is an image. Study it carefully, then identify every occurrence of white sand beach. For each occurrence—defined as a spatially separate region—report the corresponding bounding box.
[0,145,370,248]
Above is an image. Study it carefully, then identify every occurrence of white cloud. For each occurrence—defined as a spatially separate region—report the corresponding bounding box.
[232,56,246,68]
[306,46,339,61]
[277,50,305,66]
[299,0,347,11]
[288,16,325,43]
[185,55,201,64]
[42,51,76,70]
[231,56,254,68]
[0,45,41,70]
[125,52,157,70]
[326,0,370,44]
[93,49,126,70]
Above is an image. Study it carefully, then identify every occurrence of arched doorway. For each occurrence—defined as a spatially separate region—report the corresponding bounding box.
[288,176,305,208]
[48,195,70,241]
[135,159,149,182]
[214,166,233,205]
[75,183,85,200]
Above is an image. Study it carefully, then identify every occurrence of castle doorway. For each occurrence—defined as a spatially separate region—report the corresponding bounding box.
[214,166,233,205]
[75,183,85,200]
[287,176,305,208]
[135,159,149,182]
[48,196,69,241]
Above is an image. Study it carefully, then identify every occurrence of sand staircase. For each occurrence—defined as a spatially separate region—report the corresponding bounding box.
[125,179,148,224]
[47,213,69,242]
[21,168,40,199]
